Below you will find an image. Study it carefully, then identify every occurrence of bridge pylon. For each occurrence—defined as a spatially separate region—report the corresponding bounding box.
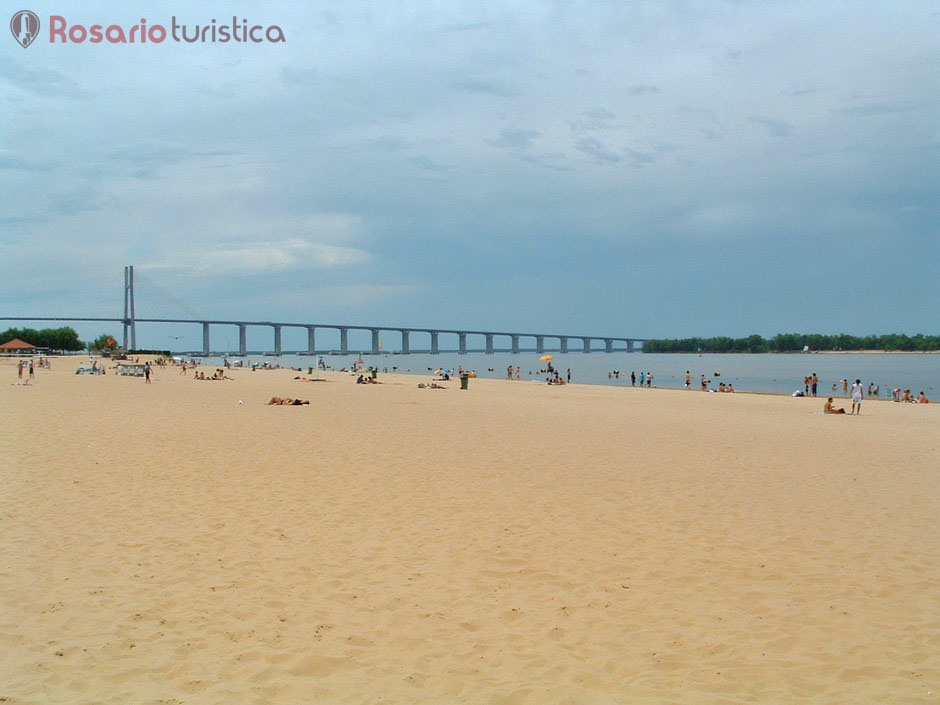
[123,265,136,350]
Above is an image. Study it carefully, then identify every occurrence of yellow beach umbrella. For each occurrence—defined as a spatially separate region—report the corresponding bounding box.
[540,354,554,361]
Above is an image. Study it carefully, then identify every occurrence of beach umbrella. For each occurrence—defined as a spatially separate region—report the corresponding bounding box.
[540,354,554,361]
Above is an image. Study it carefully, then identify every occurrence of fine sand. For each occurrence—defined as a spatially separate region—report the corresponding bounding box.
[2,357,938,704]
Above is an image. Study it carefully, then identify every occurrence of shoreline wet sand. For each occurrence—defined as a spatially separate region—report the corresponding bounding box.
[2,357,938,704]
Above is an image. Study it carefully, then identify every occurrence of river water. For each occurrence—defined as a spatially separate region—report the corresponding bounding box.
[192,350,938,398]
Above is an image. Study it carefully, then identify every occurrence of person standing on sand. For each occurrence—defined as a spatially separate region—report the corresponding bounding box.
[144,362,152,384]
[812,373,818,397]
[850,378,863,414]
[29,361,34,379]
[567,368,571,383]
[685,371,691,389]
[17,361,23,379]
[630,371,635,386]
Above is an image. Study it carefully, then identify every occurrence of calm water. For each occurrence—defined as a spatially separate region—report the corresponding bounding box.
[193,351,938,398]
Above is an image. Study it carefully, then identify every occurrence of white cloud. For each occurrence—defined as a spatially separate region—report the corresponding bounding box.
[313,283,421,307]
[145,239,370,276]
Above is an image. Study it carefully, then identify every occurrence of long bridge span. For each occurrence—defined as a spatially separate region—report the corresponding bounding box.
[0,315,646,356]
[0,266,645,356]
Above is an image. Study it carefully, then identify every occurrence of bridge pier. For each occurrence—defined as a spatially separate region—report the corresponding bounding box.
[582,338,591,353]
[605,338,613,353]
[560,337,568,354]
[459,333,467,355]
[202,322,210,356]
[511,335,520,355]
[401,330,410,355]
[238,324,247,355]
[371,329,380,355]
[273,325,282,355]
[485,334,494,355]
[536,336,544,354]
[306,326,316,354]
[339,327,348,356]
[430,332,439,354]
[627,340,635,353]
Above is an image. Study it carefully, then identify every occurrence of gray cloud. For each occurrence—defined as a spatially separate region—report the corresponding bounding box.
[281,66,320,87]
[837,100,924,117]
[574,137,622,164]
[0,57,88,99]
[748,116,794,137]
[0,155,50,171]
[486,128,542,150]
[568,108,619,132]
[451,78,520,97]
[626,85,661,95]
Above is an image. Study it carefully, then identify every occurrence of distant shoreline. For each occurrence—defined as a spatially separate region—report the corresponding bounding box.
[643,350,940,355]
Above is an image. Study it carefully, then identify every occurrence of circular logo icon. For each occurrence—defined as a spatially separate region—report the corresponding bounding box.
[11,10,40,48]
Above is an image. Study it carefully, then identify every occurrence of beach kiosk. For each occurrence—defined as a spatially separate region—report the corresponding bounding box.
[116,362,147,377]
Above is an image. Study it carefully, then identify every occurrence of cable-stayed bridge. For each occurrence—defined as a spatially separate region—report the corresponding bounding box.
[1,266,646,356]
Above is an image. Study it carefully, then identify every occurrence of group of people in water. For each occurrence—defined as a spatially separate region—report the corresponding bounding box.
[892,389,930,403]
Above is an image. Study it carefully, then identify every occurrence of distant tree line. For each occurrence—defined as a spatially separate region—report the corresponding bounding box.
[0,326,84,351]
[642,333,940,353]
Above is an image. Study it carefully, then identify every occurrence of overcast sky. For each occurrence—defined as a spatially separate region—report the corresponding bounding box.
[2,1,939,346]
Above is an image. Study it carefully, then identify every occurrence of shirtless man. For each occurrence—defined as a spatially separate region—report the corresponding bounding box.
[824,398,846,414]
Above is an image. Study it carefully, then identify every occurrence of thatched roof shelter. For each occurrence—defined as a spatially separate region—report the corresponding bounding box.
[0,338,36,352]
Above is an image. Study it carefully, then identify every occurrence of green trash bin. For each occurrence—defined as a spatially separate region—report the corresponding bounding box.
[459,373,469,390]
[371,368,377,379]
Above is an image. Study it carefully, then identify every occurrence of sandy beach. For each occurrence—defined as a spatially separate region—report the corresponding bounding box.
[2,356,938,704]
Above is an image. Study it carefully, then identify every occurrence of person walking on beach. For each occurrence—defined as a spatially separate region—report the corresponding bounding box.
[850,378,863,414]
[630,371,635,386]
[639,371,645,387]
[144,362,152,384]
[17,361,23,379]
[28,361,34,379]
[567,368,571,383]
[685,371,691,389]
[507,365,513,380]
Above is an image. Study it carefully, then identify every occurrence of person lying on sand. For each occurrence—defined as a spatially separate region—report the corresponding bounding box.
[823,398,846,414]
[267,396,310,405]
